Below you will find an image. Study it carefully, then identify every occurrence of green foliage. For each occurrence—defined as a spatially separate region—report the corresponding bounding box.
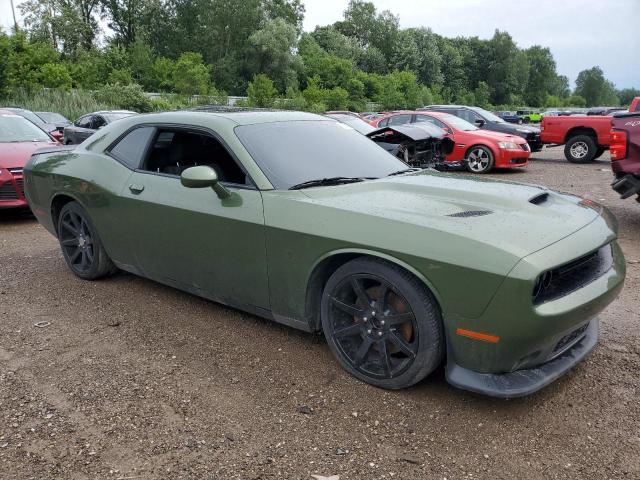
[3,0,634,115]
[575,67,619,106]
[619,88,640,106]
[39,62,73,89]
[247,73,277,107]
[172,52,212,95]
[93,83,154,112]
[563,95,587,107]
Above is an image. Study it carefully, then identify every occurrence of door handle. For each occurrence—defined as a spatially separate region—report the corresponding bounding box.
[129,184,145,194]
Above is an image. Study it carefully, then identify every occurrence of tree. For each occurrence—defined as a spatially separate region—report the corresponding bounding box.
[575,67,619,106]
[263,0,305,33]
[247,73,277,107]
[250,18,301,93]
[485,30,528,105]
[100,0,148,46]
[172,52,211,95]
[618,88,640,106]
[524,46,557,107]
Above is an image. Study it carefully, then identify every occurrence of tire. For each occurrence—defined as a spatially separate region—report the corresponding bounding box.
[320,257,444,389]
[517,119,523,125]
[593,147,605,160]
[465,145,494,173]
[524,117,530,123]
[57,201,117,280]
[564,135,597,163]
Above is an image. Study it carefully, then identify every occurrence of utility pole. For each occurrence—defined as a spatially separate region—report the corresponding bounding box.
[10,0,19,31]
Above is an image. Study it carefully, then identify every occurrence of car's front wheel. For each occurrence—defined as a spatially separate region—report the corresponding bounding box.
[57,201,117,280]
[466,146,494,173]
[321,258,443,389]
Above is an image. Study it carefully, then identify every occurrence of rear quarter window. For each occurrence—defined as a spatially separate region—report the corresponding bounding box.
[108,127,156,169]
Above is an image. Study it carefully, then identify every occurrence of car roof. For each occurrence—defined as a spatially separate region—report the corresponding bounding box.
[189,109,326,126]
[93,110,137,115]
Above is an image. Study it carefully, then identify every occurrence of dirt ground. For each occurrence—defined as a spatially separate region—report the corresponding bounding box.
[1,146,639,480]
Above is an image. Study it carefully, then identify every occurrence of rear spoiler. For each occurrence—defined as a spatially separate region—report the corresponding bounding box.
[32,145,76,156]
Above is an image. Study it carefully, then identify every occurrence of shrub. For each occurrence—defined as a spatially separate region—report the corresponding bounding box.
[93,83,154,112]
[39,63,72,90]
[247,73,277,107]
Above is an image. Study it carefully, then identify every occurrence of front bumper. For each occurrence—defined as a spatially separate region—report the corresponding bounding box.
[446,319,598,398]
[611,174,640,200]
[0,170,27,209]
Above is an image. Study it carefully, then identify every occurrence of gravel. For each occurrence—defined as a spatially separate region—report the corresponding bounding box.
[1,146,639,479]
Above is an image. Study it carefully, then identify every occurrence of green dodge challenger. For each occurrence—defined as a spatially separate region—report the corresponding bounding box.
[24,110,625,397]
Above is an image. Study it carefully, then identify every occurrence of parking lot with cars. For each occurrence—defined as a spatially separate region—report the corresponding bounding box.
[1,146,638,480]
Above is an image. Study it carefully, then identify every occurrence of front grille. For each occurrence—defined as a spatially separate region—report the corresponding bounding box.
[8,168,23,174]
[0,182,19,200]
[552,323,589,355]
[510,157,527,164]
[533,244,613,305]
[15,178,24,196]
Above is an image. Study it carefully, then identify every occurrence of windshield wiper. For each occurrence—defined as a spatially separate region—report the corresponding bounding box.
[387,167,422,176]
[289,177,373,190]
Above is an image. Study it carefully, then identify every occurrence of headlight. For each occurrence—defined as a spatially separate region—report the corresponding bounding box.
[498,141,519,150]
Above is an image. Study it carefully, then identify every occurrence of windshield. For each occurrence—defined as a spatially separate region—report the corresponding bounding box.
[438,113,478,131]
[235,120,407,189]
[7,108,44,125]
[0,114,52,142]
[470,107,505,123]
[327,114,376,134]
[36,112,68,123]
[103,112,135,122]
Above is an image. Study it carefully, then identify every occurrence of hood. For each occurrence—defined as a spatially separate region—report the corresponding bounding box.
[471,129,528,144]
[298,171,599,262]
[0,141,60,168]
[498,122,540,135]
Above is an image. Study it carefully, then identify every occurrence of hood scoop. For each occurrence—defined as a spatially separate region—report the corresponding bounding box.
[447,210,493,218]
[529,192,550,205]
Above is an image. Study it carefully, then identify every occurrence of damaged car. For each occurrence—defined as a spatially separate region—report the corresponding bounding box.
[24,110,625,398]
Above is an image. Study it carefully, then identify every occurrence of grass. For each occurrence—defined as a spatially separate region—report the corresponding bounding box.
[2,88,113,121]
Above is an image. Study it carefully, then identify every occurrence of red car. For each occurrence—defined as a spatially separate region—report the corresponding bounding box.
[0,110,60,210]
[370,111,530,173]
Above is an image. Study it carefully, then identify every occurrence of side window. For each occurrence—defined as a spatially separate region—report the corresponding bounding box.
[457,109,480,124]
[387,114,412,126]
[76,115,92,128]
[93,115,107,129]
[415,115,446,129]
[377,118,389,127]
[108,127,156,169]
[142,129,249,185]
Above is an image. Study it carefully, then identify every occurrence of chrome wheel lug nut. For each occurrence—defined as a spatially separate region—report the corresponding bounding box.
[378,331,383,336]
[380,320,385,325]
[367,329,372,334]
[363,316,368,321]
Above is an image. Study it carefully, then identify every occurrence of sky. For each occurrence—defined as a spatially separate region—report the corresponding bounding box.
[1,0,638,89]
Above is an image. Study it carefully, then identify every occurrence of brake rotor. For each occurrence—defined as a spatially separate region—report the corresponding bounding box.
[358,285,414,344]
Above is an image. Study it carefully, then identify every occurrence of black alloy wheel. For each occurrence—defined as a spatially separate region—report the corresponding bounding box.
[321,258,443,389]
[57,201,117,279]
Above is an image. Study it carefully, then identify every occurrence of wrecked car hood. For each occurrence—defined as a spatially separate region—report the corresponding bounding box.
[367,123,446,142]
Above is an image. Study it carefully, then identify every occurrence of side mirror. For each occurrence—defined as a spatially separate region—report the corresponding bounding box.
[181,165,230,199]
[475,119,486,127]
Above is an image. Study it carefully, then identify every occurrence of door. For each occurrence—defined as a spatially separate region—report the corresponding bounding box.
[73,115,96,143]
[114,126,270,311]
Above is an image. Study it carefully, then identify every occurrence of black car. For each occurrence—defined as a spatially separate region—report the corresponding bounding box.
[63,110,137,145]
[419,105,542,151]
[587,107,627,116]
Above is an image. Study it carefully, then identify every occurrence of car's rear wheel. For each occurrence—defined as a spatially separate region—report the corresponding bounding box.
[466,146,494,173]
[321,258,443,389]
[57,202,117,280]
[565,135,597,163]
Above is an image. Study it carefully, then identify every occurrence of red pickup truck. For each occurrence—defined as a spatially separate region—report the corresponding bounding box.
[610,111,640,202]
[540,97,640,163]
